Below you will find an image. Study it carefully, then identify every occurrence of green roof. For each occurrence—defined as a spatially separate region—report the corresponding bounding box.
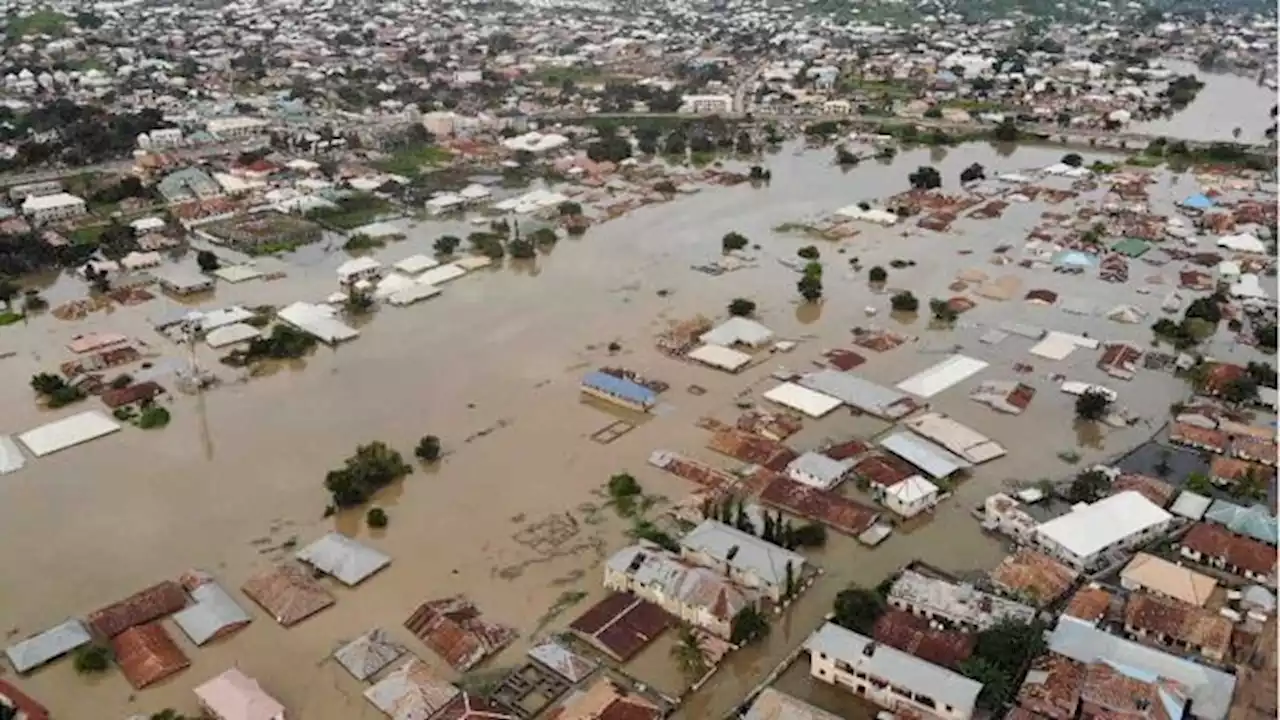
[1110,238,1150,258]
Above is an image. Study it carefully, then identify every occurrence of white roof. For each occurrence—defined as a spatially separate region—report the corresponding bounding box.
[22,192,84,212]
[130,216,166,232]
[763,382,841,418]
[1029,331,1098,360]
[18,411,121,457]
[785,452,852,489]
[393,254,440,275]
[681,520,806,588]
[896,354,989,399]
[459,183,491,199]
[295,532,391,586]
[700,317,774,347]
[1036,491,1172,560]
[1217,233,1266,254]
[372,273,417,299]
[388,284,442,306]
[0,435,25,475]
[416,263,467,287]
[200,306,256,331]
[1230,274,1267,299]
[364,659,459,720]
[351,221,402,239]
[805,623,982,716]
[452,256,492,271]
[206,323,261,349]
[335,629,406,681]
[687,343,752,371]
[886,475,939,504]
[277,302,359,344]
[1060,381,1117,402]
[194,668,285,720]
[1171,490,1213,520]
[797,370,916,419]
[880,431,968,479]
[337,256,382,279]
[5,619,92,673]
[212,265,264,284]
[173,580,252,646]
[902,412,1006,464]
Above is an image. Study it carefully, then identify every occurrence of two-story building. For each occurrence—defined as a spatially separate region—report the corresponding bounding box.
[21,192,86,224]
[679,520,806,602]
[604,543,757,638]
[805,622,982,720]
[1034,491,1173,570]
[888,570,1036,631]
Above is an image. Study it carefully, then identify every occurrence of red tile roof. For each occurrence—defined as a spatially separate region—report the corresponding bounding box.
[852,453,916,488]
[823,348,867,371]
[1015,653,1084,720]
[241,564,335,627]
[872,609,975,669]
[758,476,880,537]
[0,679,50,720]
[1168,423,1228,453]
[1111,474,1176,508]
[707,428,797,471]
[1180,523,1277,578]
[87,580,188,639]
[1080,660,1188,720]
[823,438,873,462]
[989,550,1079,606]
[111,622,191,689]
[1063,586,1113,624]
[1124,593,1232,659]
[99,381,164,409]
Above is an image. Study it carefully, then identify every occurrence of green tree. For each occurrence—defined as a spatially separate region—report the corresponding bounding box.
[959,162,986,183]
[721,232,748,252]
[366,506,389,528]
[196,250,220,273]
[868,266,887,283]
[1066,469,1109,502]
[530,227,558,246]
[792,522,827,548]
[509,238,536,259]
[832,587,885,634]
[0,277,19,308]
[992,117,1021,142]
[1075,389,1111,421]
[958,657,1014,712]
[671,624,708,681]
[323,442,413,508]
[1221,376,1259,405]
[929,298,958,323]
[433,235,461,255]
[30,372,66,395]
[730,605,770,646]
[784,561,796,599]
[797,274,823,302]
[74,644,111,674]
[890,291,919,313]
[1062,152,1084,167]
[558,201,583,217]
[1185,472,1213,494]
[415,435,441,462]
[908,166,942,190]
[728,298,756,317]
[138,405,171,429]
[608,472,643,516]
[797,245,820,260]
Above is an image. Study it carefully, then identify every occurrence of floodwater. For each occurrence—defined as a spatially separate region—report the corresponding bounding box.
[0,141,1271,718]
[1130,60,1279,143]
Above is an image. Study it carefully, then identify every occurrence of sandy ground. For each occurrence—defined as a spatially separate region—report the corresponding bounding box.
[0,141,1273,718]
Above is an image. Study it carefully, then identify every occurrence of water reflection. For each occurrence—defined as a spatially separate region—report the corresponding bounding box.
[794,300,823,325]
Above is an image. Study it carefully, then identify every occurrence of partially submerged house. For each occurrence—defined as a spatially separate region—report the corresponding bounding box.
[364,659,459,720]
[604,543,757,638]
[679,519,806,602]
[335,629,407,681]
[295,532,391,586]
[5,619,92,673]
[173,571,251,646]
[241,564,336,627]
[196,667,286,720]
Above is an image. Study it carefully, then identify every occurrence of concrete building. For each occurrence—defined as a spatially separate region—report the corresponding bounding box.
[1034,491,1173,570]
[679,520,806,602]
[580,371,657,413]
[604,543,757,638]
[21,192,86,224]
[805,622,982,720]
[680,94,734,114]
[206,116,270,139]
[882,476,940,518]
[888,570,1036,631]
[784,452,853,490]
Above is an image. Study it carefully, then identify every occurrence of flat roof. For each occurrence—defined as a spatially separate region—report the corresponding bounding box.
[0,435,25,475]
[797,370,917,419]
[903,412,1006,464]
[22,192,84,211]
[687,343,752,372]
[295,532,391,586]
[393,254,441,275]
[763,382,841,418]
[896,354,989,399]
[416,263,467,287]
[880,431,969,479]
[1170,491,1213,520]
[1037,491,1172,560]
[700,317,773,347]
[212,265,263,283]
[18,411,121,457]
[277,302,359,344]
[5,619,92,673]
[805,622,982,715]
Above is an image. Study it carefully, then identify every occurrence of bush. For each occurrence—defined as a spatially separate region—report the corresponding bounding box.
[890,291,919,312]
[558,201,583,217]
[74,644,111,674]
[868,266,887,283]
[792,522,827,548]
[721,232,749,252]
[415,435,441,462]
[138,405,171,429]
[48,384,86,408]
[797,245,820,260]
[1062,152,1084,167]
[196,250,220,272]
[508,238,536,259]
[324,442,413,508]
[433,235,461,255]
[929,298,958,323]
[908,166,942,190]
[530,227,558,246]
[1075,390,1111,420]
[30,372,65,395]
[366,507,389,528]
[728,298,756,317]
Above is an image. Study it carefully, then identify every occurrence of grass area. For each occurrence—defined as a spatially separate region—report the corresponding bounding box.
[528,66,607,86]
[373,143,453,177]
[1125,155,1165,168]
[7,9,68,39]
[67,224,107,245]
[0,311,23,326]
[307,193,394,231]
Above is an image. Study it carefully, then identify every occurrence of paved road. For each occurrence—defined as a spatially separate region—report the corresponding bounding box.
[0,140,268,187]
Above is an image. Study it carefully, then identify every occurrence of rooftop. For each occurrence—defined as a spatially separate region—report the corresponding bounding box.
[1121,554,1218,607]
[295,532,392,586]
[364,658,459,720]
[112,621,190,689]
[871,609,975,670]
[889,569,1037,630]
[1016,653,1085,720]
[568,592,673,662]
[744,688,845,720]
[404,595,517,672]
[1036,491,1172,561]
[989,549,1079,607]
[334,628,406,681]
[606,545,757,625]
[1179,522,1277,578]
[1203,500,1277,546]
[241,563,335,627]
[680,519,806,589]
[1063,586,1114,624]
[1123,593,1232,660]
[87,580,188,639]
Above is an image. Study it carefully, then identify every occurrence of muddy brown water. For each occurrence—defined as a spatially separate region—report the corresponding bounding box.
[0,139,1272,718]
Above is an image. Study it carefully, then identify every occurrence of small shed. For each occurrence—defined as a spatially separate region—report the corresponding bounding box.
[1170,491,1213,521]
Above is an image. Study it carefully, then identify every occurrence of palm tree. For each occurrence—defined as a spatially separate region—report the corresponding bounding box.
[671,624,708,681]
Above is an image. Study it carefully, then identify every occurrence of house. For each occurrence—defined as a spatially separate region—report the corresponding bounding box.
[1046,616,1236,720]
[21,192,86,224]
[805,622,982,720]
[549,676,661,720]
[206,116,270,139]
[364,659,457,720]
[1177,523,1277,584]
[0,679,49,720]
[1168,423,1229,454]
[784,452,853,490]
[871,609,975,670]
[1203,500,1278,546]
[153,266,215,295]
[1033,491,1173,570]
[1123,592,1233,663]
[888,569,1036,631]
[744,688,844,720]
[567,592,673,662]
[580,370,657,412]
[604,543,757,638]
[679,519,806,602]
[989,550,1078,607]
[700,317,774,348]
[981,493,1038,544]
[680,94,734,114]
[336,257,384,286]
[100,381,165,411]
[294,532,391,586]
[173,570,251,646]
[882,475,940,518]
[1063,586,1114,625]
[1120,554,1218,607]
[1013,653,1085,719]
[1079,659,1191,720]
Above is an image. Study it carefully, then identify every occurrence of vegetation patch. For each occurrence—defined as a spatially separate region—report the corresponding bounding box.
[324,441,413,508]
[307,193,395,231]
[373,143,453,177]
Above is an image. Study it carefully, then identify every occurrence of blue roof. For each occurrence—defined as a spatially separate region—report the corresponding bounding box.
[1051,250,1098,267]
[1204,500,1278,545]
[1180,193,1214,209]
[581,371,656,406]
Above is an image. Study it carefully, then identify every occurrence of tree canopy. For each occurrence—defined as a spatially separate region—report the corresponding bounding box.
[721,232,749,252]
[908,166,942,190]
[728,298,756,317]
[1074,389,1112,421]
[324,442,412,508]
[832,587,885,634]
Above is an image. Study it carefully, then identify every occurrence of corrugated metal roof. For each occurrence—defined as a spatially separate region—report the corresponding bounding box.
[363,658,459,720]
[242,564,335,627]
[1204,500,1278,545]
[87,581,188,639]
[581,371,657,406]
[879,431,968,479]
[0,434,25,475]
[335,628,406,681]
[295,532,391,586]
[172,581,252,646]
[527,641,597,683]
[5,619,91,673]
[797,370,916,419]
[112,622,190,690]
[744,688,843,720]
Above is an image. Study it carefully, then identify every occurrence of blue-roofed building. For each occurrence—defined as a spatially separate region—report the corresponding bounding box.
[1051,250,1099,269]
[1179,193,1215,212]
[1204,500,1278,546]
[581,371,657,412]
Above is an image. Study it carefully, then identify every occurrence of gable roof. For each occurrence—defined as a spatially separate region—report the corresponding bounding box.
[527,641,597,683]
[4,619,91,673]
[241,564,335,627]
[87,581,188,639]
[364,659,460,720]
[335,629,407,681]
[1203,501,1278,546]
[194,668,286,720]
[1179,523,1277,578]
[680,519,806,589]
[1121,554,1217,607]
[404,596,517,672]
[112,622,190,689]
[173,571,251,646]
[295,532,392,586]
[744,688,844,720]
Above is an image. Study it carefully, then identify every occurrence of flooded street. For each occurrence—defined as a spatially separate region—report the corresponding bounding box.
[0,141,1267,718]
[1130,60,1278,143]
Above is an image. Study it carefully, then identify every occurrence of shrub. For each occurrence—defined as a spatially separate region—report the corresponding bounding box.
[890,291,919,312]
[415,435,441,462]
[366,507,389,528]
[868,266,887,283]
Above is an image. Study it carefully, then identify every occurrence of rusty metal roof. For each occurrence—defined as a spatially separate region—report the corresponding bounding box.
[872,609,975,670]
[111,622,190,689]
[568,592,673,662]
[989,550,1079,607]
[758,476,879,537]
[87,580,188,639]
[404,595,516,672]
[241,564,335,627]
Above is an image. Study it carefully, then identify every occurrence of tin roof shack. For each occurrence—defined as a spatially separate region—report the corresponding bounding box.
[364,658,459,720]
[989,550,1079,608]
[736,408,804,441]
[1177,523,1277,585]
[195,668,286,720]
[854,453,918,489]
[527,641,597,684]
[1013,653,1085,720]
[112,622,190,689]
[1121,554,1218,607]
[679,519,807,602]
[295,532,391,586]
[888,570,1036,632]
[763,382,842,419]
[871,609,975,670]
[241,564,336,627]
[567,592,673,662]
[334,629,407,682]
[87,580,188,640]
[1048,616,1236,720]
[435,693,519,720]
[173,570,251,646]
[5,619,92,674]
[700,317,774,348]
[1033,491,1173,571]
[1098,343,1144,380]
[0,679,49,720]
[580,370,658,413]
[758,475,881,539]
[404,595,517,672]
[100,381,165,410]
[804,622,983,720]
[1123,592,1233,663]
[707,428,797,472]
